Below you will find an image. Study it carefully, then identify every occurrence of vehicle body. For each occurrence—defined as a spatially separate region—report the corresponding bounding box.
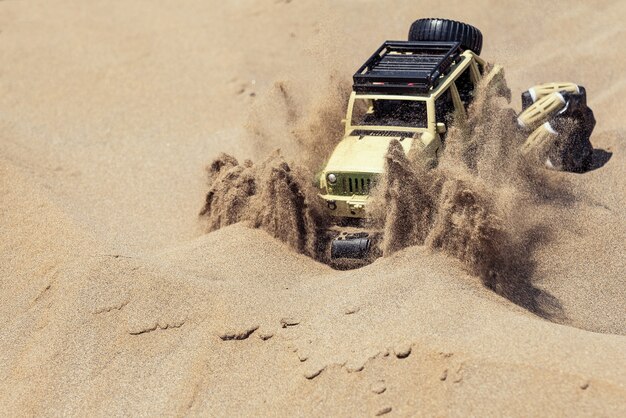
[319,41,487,219]
[318,18,595,261]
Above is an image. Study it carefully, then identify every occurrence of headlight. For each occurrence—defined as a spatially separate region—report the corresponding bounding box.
[327,173,337,184]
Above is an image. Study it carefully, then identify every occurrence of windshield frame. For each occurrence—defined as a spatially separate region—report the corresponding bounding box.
[346,93,433,134]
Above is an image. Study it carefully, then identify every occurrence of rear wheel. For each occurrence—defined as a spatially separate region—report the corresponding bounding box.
[551,93,596,172]
[408,18,483,55]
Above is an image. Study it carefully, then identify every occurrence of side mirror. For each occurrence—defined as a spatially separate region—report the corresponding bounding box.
[341,119,347,125]
[436,122,447,134]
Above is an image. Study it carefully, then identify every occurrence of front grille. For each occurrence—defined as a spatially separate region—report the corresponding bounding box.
[334,173,377,196]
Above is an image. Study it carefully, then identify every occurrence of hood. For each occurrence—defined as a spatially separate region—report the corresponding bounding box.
[323,133,417,173]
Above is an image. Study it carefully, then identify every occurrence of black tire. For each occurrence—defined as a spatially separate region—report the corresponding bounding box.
[549,93,596,173]
[408,18,483,55]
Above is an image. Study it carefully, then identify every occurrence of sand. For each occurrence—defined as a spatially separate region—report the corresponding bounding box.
[1,0,625,416]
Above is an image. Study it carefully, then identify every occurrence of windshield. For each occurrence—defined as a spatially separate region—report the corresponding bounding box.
[351,97,428,129]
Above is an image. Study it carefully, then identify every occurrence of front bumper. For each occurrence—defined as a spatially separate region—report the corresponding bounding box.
[319,194,369,218]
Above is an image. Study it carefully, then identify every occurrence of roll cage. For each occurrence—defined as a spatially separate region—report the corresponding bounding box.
[345,42,485,137]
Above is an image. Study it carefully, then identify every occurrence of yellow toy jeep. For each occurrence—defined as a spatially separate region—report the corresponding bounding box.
[319,18,595,260]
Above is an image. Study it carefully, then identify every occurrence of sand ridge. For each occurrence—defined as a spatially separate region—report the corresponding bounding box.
[1,0,625,416]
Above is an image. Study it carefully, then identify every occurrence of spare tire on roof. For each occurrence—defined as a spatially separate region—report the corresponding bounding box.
[408,18,483,55]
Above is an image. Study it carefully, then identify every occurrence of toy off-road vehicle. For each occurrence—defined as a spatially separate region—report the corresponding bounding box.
[319,18,595,260]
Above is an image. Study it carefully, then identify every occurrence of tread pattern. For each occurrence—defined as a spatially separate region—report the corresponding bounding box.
[519,86,595,172]
[409,18,483,55]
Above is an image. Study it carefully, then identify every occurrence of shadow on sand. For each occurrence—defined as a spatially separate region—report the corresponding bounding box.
[482,225,564,322]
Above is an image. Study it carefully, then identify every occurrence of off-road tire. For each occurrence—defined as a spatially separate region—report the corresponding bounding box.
[408,18,483,55]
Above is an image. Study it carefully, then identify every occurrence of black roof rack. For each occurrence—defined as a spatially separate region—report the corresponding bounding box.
[353,41,462,95]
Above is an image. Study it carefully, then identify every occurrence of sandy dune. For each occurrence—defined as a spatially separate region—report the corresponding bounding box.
[1,0,625,416]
